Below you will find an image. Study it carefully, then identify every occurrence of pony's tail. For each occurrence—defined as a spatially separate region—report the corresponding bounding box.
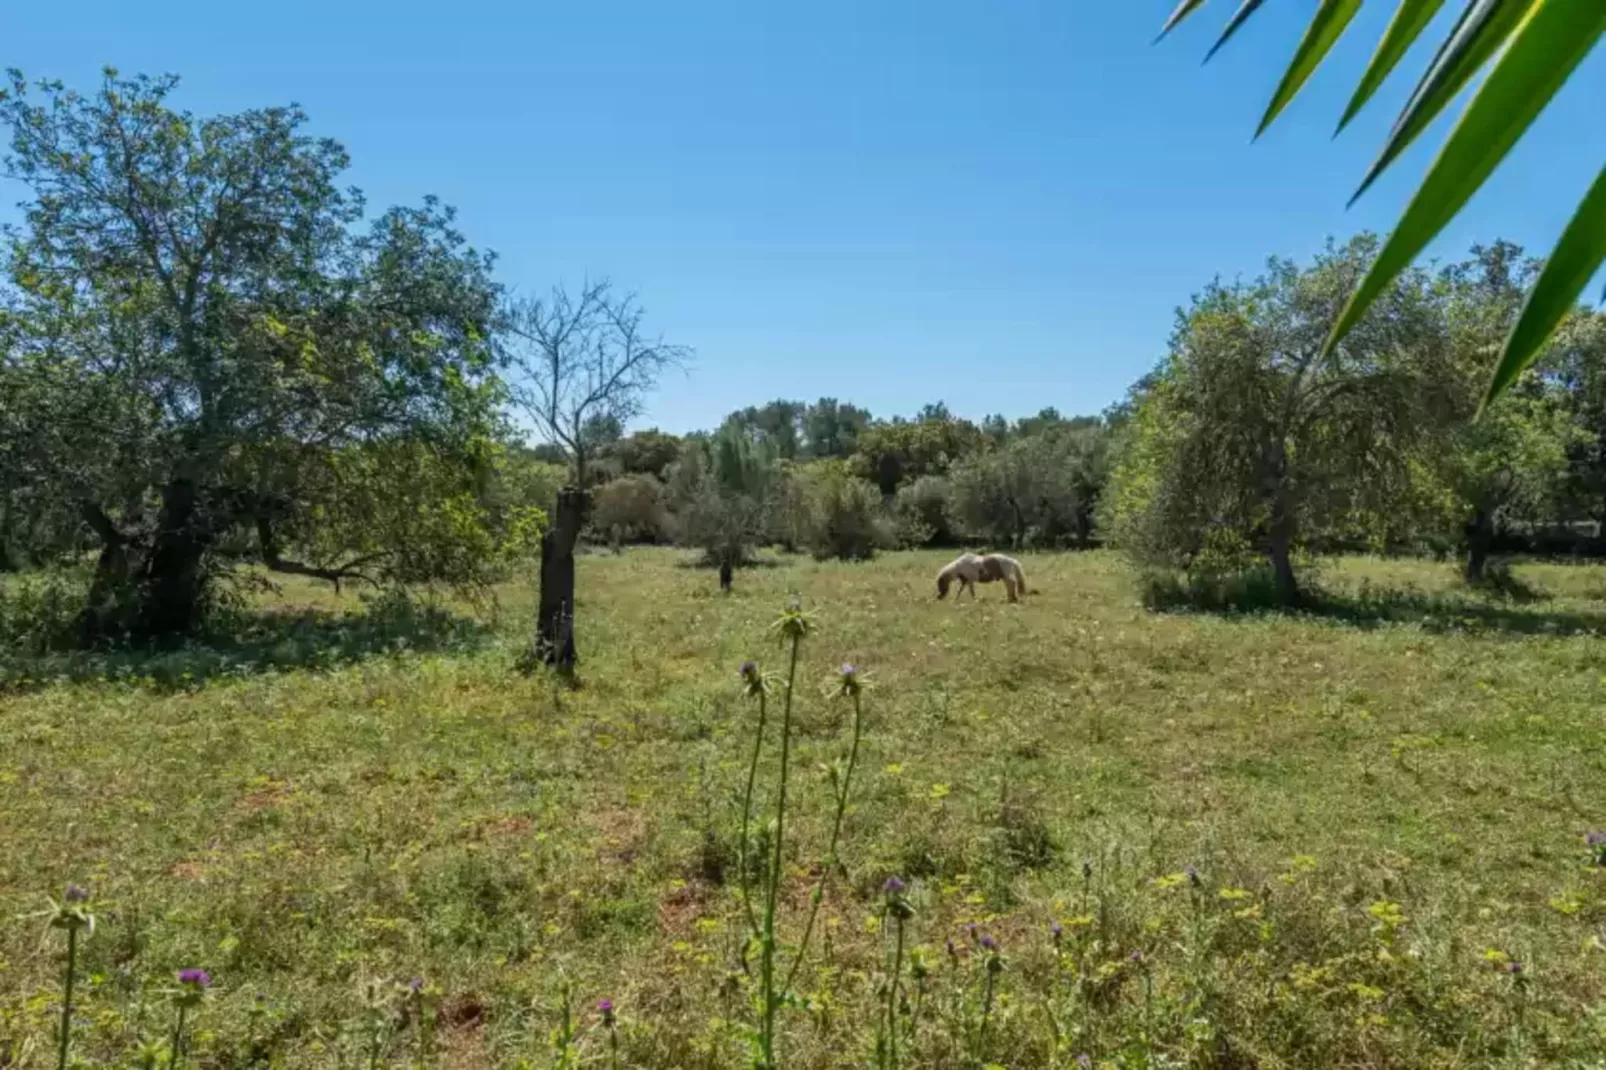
[1014,561,1029,597]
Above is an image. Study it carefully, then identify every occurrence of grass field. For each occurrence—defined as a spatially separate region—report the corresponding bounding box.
[4,549,1606,1068]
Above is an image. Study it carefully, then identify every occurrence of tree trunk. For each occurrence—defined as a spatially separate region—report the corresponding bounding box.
[77,482,221,645]
[718,554,733,593]
[79,504,135,644]
[1464,507,1494,584]
[534,487,587,672]
[136,479,212,639]
[1266,529,1299,607]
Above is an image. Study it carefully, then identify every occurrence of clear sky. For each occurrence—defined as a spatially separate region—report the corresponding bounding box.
[3,1,1602,434]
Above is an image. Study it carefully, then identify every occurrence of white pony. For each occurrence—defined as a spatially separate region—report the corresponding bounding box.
[936,552,1029,602]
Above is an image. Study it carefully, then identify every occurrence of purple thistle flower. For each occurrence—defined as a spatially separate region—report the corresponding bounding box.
[1587,830,1606,846]
[64,885,89,903]
[739,661,757,678]
[1128,950,1144,965]
[966,922,979,943]
[598,998,616,1025]
[945,937,957,959]
[883,876,906,895]
[1184,865,1201,888]
[1505,961,1525,975]
[409,977,424,994]
[980,934,999,953]
[840,663,857,678]
[1077,1056,1093,1069]
[177,968,211,988]
[1051,922,1064,942]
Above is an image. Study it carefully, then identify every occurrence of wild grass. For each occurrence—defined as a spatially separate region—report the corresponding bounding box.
[3,549,1606,1067]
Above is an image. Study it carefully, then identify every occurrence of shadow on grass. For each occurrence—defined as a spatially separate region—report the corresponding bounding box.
[0,593,494,694]
[1143,569,1606,638]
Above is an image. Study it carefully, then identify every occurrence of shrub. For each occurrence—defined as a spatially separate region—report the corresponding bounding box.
[0,569,86,654]
[798,464,893,561]
[590,475,667,544]
[893,476,954,546]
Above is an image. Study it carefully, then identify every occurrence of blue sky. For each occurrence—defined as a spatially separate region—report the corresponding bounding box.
[4,1,1602,434]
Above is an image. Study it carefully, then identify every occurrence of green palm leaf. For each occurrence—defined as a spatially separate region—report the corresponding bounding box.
[1325,0,1606,360]
[1350,0,1537,205]
[1157,0,1210,42]
[1336,0,1450,133]
[1257,0,1364,139]
[1205,0,1267,63]
[1483,165,1606,410]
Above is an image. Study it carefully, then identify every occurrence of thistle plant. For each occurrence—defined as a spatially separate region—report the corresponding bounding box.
[878,877,913,1070]
[976,934,1003,1058]
[1587,830,1606,867]
[170,968,211,1070]
[734,597,869,1069]
[598,1000,620,1070]
[46,885,93,1070]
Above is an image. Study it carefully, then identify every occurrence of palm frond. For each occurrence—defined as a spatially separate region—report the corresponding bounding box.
[1159,0,1606,405]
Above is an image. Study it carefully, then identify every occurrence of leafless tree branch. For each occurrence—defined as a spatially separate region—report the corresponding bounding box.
[503,279,688,488]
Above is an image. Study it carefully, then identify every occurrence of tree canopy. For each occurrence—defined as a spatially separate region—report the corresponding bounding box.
[0,68,525,638]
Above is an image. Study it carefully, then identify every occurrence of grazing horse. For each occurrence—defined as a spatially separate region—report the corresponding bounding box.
[936,552,1028,603]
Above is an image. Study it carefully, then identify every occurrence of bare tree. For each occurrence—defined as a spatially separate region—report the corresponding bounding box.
[505,280,687,671]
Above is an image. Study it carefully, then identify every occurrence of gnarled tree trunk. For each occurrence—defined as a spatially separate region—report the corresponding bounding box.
[1266,529,1299,606]
[137,479,212,638]
[1464,507,1494,584]
[534,487,587,672]
[77,480,220,644]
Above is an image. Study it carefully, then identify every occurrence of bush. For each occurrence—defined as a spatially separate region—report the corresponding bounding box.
[799,464,893,561]
[893,475,954,546]
[590,475,667,544]
[0,569,86,654]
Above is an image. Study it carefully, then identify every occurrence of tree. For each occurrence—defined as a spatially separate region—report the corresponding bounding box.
[947,424,1111,548]
[892,475,955,546]
[503,280,686,670]
[722,400,806,459]
[801,398,871,458]
[1432,244,1590,580]
[851,415,985,495]
[1156,2,1603,408]
[591,474,667,545]
[0,69,514,640]
[612,428,683,479]
[1549,310,1606,538]
[794,461,892,561]
[667,425,777,572]
[1104,235,1453,604]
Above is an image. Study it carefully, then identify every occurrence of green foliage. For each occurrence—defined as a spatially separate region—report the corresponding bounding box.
[851,416,985,496]
[0,568,84,654]
[1104,235,1453,600]
[1158,0,1604,407]
[668,427,778,564]
[609,429,683,480]
[1423,244,1592,575]
[0,68,507,637]
[892,475,955,547]
[590,474,667,544]
[948,425,1110,548]
[794,461,895,561]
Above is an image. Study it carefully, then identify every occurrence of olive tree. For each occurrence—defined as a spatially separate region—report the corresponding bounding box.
[1432,243,1590,581]
[0,69,517,641]
[1105,235,1454,604]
